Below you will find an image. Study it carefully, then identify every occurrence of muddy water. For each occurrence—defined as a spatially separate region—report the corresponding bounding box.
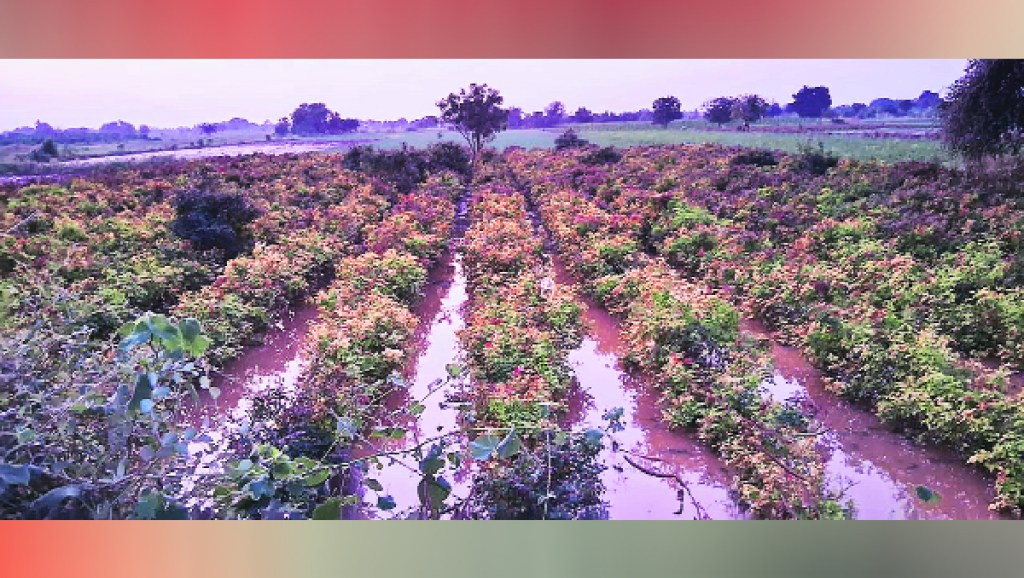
[743,320,1000,519]
[344,252,477,519]
[554,261,743,520]
[180,305,319,502]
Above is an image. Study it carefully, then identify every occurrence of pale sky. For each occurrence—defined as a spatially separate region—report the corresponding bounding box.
[0,60,968,131]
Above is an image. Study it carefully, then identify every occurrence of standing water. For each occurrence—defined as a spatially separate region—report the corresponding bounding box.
[744,319,1001,519]
[554,260,743,519]
[180,305,318,502]
[344,252,476,519]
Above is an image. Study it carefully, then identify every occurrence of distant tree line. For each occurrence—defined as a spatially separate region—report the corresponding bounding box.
[505,102,655,129]
[0,120,150,146]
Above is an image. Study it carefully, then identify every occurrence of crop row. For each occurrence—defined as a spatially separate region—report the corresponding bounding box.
[506,154,844,519]
[458,183,582,429]
[208,175,460,518]
[172,182,389,364]
[507,145,1024,516]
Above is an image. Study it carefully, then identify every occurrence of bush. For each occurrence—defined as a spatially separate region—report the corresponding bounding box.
[581,146,621,166]
[730,148,778,167]
[554,129,589,150]
[795,142,839,176]
[426,142,471,178]
[170,189,261,259]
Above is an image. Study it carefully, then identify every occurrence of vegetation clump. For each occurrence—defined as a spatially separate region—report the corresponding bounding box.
[170,189,261,259]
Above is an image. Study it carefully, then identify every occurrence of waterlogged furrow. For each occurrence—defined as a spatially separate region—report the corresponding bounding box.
[190,175,460,518]
[746,320,998,519]
[290,176,458,444]
[455,182,610,519]
[555,263,742,519]
[510,156,841,519]
[507,145,1019,517]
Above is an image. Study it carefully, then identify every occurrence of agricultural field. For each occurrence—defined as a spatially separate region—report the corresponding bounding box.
[1,138,1022,520]
[1,118,948,180]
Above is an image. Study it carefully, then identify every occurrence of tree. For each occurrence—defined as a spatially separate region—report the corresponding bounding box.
[99,120,138,138]
[545,101,566,127]
[651,96,682,127]
[916,90,942,110]
[436,83,507,161]
[941,59,1024,160]
[288,103,354,135]
[789,86,832,119]
[139,125,151,139]
[506,107,525,129]
[573,107,594,124]
[274,117,290,136]
[199,123,218,134]
[703,97,737,126]
[732,94,769,123]
[170,189,261,259]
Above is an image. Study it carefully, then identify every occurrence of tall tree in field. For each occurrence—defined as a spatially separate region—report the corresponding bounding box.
[789,86,832,119]
[651,96,683,127]
[941,59,1024,161]
[703,97,737,126]
[437,84,508,161]
[733,94,769,123]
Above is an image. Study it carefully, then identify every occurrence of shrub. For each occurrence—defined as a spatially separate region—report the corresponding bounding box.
[795,142,839,176]
[730,148,778,167]
[581,146,621,166]
[170,189,261,259]
[554,129,589,150]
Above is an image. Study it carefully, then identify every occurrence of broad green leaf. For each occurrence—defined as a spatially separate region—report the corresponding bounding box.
[418,476,451,507]
[552,431,569,446]
[146,314,179,342]
[312,498,342,520]
[154,502,189,520]
[302,468,331,488]
[119,329,151,351]
[134,491,161,519]
[128,372,154,413]
[364,478,384,492]
[247,475,275,499]
[497,431,522,459]
[16,428,36,445]
[409,402,426,417]
[33,485,82,515]
[469,435,500,461]
[583,429,604,447]
[916,485,941,504]
[180,318,203,343]
[271,461,293,478]
[377,495,397,511]
[445,364,462,378]
[419,456,444,476]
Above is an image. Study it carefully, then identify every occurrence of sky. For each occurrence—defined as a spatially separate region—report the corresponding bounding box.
[0,60,969,131]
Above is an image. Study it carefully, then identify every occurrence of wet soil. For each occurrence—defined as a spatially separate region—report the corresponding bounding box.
[743,319,1001,519]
